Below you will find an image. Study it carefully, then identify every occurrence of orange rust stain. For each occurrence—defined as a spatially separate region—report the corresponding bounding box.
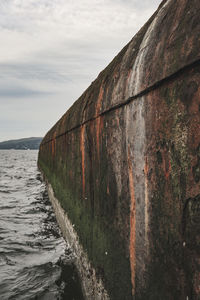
[80,125,85,196]
[96,117,101,159]
[96,85,104,161]
[52,140,55,157]
[96,85,104,116]
[107,185,110,195]
[51,140,54,156]
[96,115,104,161]
[128,147,136,296]
[115,110,120,127]
[164,156,171,179]
[113,69,119,80]
[100,116,104,131]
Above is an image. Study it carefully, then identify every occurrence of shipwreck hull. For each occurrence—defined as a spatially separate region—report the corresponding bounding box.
[38,0,200,298]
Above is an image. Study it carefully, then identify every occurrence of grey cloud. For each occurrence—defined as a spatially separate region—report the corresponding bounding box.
[0,0,161,141]
[0,86,52,98]
[109,0,161,10]
[0,63,71,82]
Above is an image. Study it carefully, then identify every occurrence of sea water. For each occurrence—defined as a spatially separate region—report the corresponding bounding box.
[0,150,83,300]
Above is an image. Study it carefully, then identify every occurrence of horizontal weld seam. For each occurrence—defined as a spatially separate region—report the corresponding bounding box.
[41,58,200,145]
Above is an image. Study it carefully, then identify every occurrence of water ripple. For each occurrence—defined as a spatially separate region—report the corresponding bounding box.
[0,150,83,300]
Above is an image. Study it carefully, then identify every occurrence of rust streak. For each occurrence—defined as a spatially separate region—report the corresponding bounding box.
[115,110,120,127]
[128,147,136,296]
[164,157,171,179]
[96,85,104,116]
[80,125,85,196]
[106,185,110,195]
[96,117,101,160]
[52,140,54,156]
[96,86,104,160]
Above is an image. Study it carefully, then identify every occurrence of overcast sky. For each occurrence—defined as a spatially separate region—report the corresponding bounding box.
[0,0,161,142]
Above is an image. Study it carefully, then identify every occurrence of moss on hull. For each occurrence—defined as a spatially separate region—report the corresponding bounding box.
[38,120,132,299]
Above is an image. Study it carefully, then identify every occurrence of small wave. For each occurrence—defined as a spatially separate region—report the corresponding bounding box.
[6,165,15,169]
[14,175,22,180]
[0,227,9,233]
[0,190,11,194]
[0,254,16,266]
[0,150,84,300]
[0,205,17,209]
[23,208,41,214]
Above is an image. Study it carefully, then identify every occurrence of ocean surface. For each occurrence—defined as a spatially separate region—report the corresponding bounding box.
[0,150,84,300]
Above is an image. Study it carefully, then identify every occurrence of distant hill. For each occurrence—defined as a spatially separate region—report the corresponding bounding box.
[0,137,43,150]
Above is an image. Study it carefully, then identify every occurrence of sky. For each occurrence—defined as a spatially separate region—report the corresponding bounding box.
[0,0,161,142]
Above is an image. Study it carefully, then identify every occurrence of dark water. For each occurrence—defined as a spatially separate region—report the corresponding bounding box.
[0,150,84,300]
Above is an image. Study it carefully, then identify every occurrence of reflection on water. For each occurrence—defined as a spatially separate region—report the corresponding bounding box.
[0,150,83,300]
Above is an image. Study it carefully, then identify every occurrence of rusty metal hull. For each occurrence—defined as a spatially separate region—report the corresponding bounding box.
[38,0,200,298]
